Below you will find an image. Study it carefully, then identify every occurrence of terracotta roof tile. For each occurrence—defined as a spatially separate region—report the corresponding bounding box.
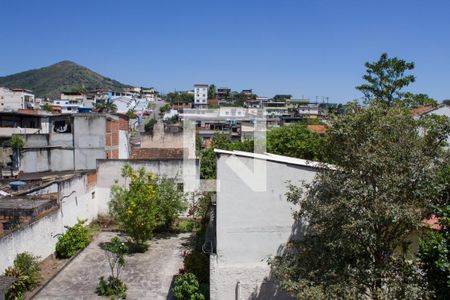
[307,124,328,135]
[411,106,435,116]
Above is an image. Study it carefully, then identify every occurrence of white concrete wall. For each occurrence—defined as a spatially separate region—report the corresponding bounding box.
[74,116,106,170]
[211,154,317,300]
[96,159,190,215]
[0,174,98,271]
[118,130,129,159]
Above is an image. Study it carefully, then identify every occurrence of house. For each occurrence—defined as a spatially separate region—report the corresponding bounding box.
[17,113,130,173]
[52,99,83,113]
[210,150,332,299]
[217,87,231,101]
[194,84,208,108]
[0,88,35,111]
[0,110,51,138]
[413,104,450,144]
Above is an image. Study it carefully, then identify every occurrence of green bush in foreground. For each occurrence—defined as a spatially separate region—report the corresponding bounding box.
[172,272,205,300]
[55,219,93,258]
[4,252,41,300]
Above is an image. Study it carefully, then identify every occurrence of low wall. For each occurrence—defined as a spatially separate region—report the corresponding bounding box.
[0,173,98,271]
[96,159,192,215]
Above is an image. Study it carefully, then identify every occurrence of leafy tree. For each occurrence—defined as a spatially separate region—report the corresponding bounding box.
[155,177,187,229]
[109,164,158,250]
[144,119,157,133]
[167,92,194,104]
[95,101,118,113]
[160,103,170,116]
[40,103,54,112]
[356,53,437,108]
[419,205,450,299]
[208,84,216,100]
[267,124,324,161]
[271,105,450,299]
[199,133,255,179]
[9,135,25,151]
[443,99,450,106]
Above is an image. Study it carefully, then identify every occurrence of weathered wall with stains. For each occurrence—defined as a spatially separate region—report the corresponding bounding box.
[0,172,97,271]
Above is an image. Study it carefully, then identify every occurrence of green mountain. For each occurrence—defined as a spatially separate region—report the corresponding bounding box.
[0,60,131,99]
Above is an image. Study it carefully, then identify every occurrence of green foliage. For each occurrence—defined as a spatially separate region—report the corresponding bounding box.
[174,218,197,233]
[172,272,205,300]
[419,205,450,299]
[159,103,170,115]
[356,53,437,108]
[97,276,127,299]
[40,103,54,112]
[272,105,449,299]
[144,119,157,133]
[9,135,25,151]
[154,177,187,229]
[97,237,128,298]
[109,164,158,249]
[443,99,450,106]
[183,251,209,284]
[55,219,93,258]
[167,92,194,104]
[4,252,41,300]
[207,84,216,99]
[95,101,118,113]
[0,60,131,99]
[199,133,255,179]
[104,237,128,280]
[267,124,324,161]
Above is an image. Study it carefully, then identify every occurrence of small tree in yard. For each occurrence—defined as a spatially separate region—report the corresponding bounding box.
[155,177,187,230]
[109,164,158,251]
[97,237,128,298]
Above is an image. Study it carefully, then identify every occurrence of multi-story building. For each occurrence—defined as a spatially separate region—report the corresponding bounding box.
[194,84,208,108]
[217,87,231,101]
[0,88,36,111]
[52,99,83,113]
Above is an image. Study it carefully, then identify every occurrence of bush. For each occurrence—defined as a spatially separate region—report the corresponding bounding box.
[174,219,196,233]
[171,272,205,300]
[144,119,157,133]
[183,251,209,284]
[3,252,41,300]
[97,237,128,298]
[155,177,187,230]
[55,219,93,258]
[97,276,127,299]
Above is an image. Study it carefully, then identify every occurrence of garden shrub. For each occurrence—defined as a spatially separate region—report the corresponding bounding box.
[97,276,127,299]
[183,251,209,284]
[3,252,41,300]
[55,219,93,258]
[97,237,128,299]
[172,272,205,300]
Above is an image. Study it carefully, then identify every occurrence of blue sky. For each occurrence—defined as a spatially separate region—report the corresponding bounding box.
[1,0,449,102]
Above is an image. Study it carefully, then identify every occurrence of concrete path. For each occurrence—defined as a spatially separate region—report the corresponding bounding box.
[35,232,190,300]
